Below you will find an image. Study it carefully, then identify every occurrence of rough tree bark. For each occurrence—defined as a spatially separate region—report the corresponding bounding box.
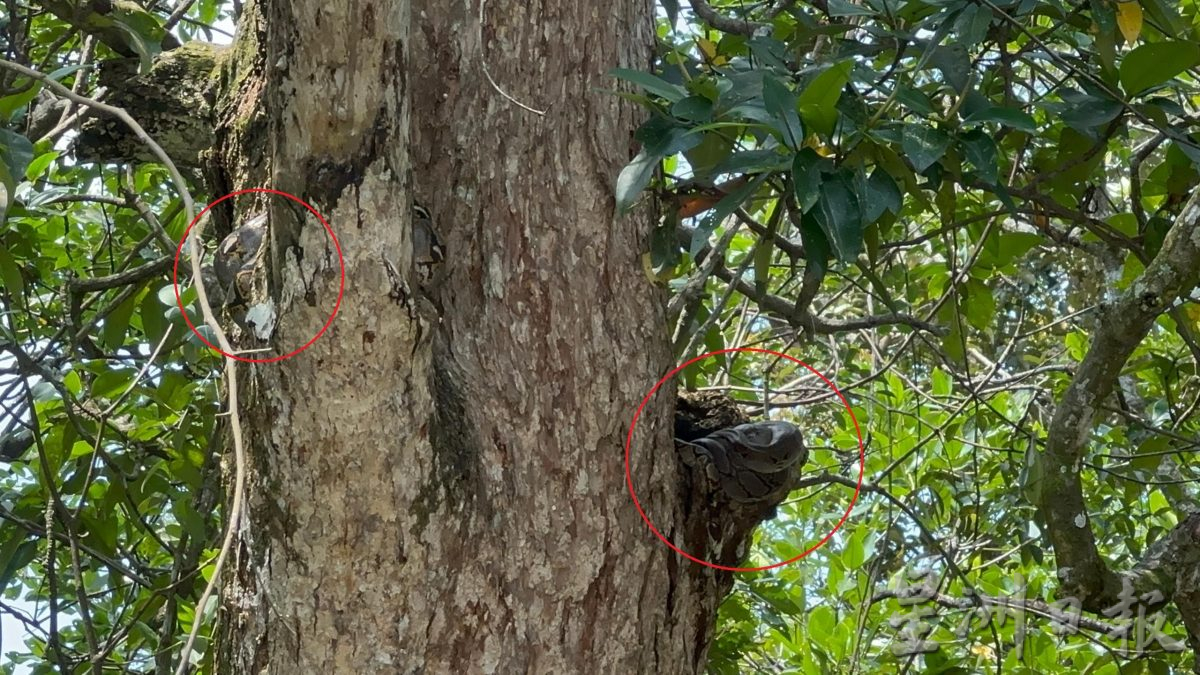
[197,0,736,672]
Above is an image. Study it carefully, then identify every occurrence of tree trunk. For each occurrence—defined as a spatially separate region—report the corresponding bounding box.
[210,0,730,671]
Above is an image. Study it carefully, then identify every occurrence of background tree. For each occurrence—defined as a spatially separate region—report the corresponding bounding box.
[2,0,1200,674]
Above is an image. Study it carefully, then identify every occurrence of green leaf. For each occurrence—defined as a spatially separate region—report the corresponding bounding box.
[992,233,1041,266]
[959,130,998,183]
[24,150,58,181]
[1019,442,1044,506]
[711,148,788,176]
[0,64,90,122]
[792,148,825,213]
[928,44,971,91]
[961,106,1036,132]
[797,61,851,138]
[1120,41,1200,95]
[762,74,803,149]
[69,440,95,459]
[140,286,169,345]
[754,236,772,296]
[963,278,995,331]
[661,0,679,25]
[953,3,993,47]
[932,368,952,397]
[901,124,952,172]
[64,370,83,396]
[1141,0,1184,37]
[0,82,41,123]
[811,170,863,262]
[634,116,699,156]
[0,245,25,300]
[827,0,876,16]
[0,128,34,188]
[102,291,140,351]
[609,68,686,102]
[615,151,657,213]
[91,368,134,400]
[109,5,167,72]
[862,168,901,223]
[671,95,713,122]
[0,539,38,591]
[1059,92,1123,132]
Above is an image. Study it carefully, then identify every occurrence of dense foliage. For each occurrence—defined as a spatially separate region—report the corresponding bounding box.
[0,0,1198,673]
[0,3,230,672]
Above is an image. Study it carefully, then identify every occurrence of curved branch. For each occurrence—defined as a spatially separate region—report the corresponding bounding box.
[1037,189,1200,610]
[687,0,767,36]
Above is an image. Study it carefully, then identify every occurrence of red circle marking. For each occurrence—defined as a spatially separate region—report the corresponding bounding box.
[171,188,345,363]
[625,347,865,572]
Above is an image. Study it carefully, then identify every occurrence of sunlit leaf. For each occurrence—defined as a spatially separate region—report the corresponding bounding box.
[1120,41,1200,96]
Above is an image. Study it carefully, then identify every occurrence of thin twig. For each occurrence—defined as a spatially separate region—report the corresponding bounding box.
[478,0,547,115]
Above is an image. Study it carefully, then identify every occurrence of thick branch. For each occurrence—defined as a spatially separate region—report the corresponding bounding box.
[1037,190,1200,609]
[687,0,767,36]
[68,256,172,293]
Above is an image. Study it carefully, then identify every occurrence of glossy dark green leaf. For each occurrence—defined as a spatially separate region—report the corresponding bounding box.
[959,129,998,183]
[0,539,38,591]
[894,82,936,115]
[799,214,831,280]
[747,36,790,71]
[610,68,686,102]
[762,74,803,150]
[1141,0,1184,37]
[962,106,1036,132]
[928,44,970,90]
[862,169,902,223]
[791,148,825,213]
[634,116,699,156]
[827,0,877,16]
[901,124,952,172]
[1059,92,1123,132]
[671,95,713,122]
[811,170,863,262]
[110,13,163,72]
[661,0,679,26]
[953,3,993,47]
